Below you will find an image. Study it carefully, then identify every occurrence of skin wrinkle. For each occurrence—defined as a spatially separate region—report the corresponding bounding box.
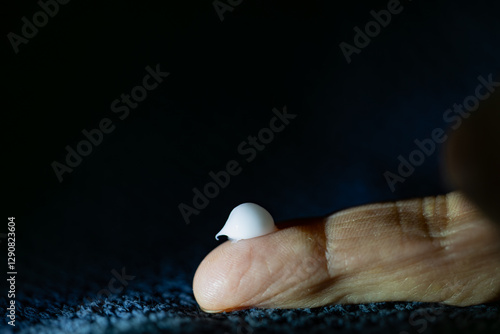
[233,243,253,294]
[325,218,338,277]
[294,221,329,275]
[244,226,326,308]
[330,217,385,241]
[422,196,437,237]
[421,196,448,256]
[432,195,448,253]
[325,217,350,274]
[418,198,431,240]
[258,261,320,308]
[334,194,466,302]
[441,195,500,304]
[266,252,303,300]
[292,224,330,294]
[302,258,331,301]
[329,207,388,226]
[395,200,421,245]
[361,212,408,266]
[302,279,340,305]
[246,275,279,307]
[445,193,453,237]
[256,243,297,301]
[240,240,293,307]
[437,195,449,237]
[253,263,283,303]
[201,254,235,303]
[393,201,404,240]
[420,196,457,298]
[233,249,278,308]
[443,276,461,301]
[255,222,333,308]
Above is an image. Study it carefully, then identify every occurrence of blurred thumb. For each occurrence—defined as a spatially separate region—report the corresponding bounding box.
[444,74,500,224]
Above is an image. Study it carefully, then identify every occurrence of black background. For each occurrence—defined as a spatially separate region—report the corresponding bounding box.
[3,0,500,328]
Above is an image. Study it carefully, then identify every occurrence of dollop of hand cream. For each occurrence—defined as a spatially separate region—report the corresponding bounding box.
[215,203,277,242]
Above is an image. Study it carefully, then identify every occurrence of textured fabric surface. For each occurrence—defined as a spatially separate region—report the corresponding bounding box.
[2,251,500,334]
[4,262,500,334]
[3,0,500,333]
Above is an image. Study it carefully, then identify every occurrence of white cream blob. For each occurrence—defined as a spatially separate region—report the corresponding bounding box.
[215,203,277,242]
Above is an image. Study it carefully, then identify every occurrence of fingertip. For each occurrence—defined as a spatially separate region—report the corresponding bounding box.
[192,239,254,312]
[193,220,327,312]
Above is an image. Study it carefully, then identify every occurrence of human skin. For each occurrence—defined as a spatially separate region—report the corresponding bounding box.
[193,88,500,313]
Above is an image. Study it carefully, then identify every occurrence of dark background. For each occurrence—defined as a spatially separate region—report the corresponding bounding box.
[3,0,500,333]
